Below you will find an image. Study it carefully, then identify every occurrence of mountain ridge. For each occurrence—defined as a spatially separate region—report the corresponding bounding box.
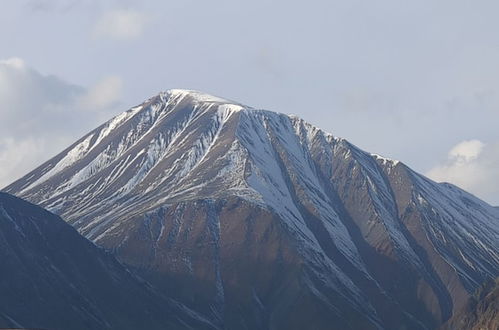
[0,191,216,330]
[4,89,499,329]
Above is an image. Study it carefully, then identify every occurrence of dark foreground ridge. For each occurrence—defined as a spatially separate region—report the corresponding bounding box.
[0,192,215,330]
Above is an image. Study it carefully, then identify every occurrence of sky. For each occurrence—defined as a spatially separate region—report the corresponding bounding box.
[1,0,499,205]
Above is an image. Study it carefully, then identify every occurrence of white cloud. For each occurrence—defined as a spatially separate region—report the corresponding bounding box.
[427,140,499,205]
[0,58,123,188]
[79,75,123,109]
[93,9,148,40]
[0,138,48,190]
[448,140,484,162]
[0,57,26,69]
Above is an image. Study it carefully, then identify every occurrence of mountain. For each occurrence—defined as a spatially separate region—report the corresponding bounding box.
[4,89,499,329]
[0,192,215,330]
[441,277,499,330]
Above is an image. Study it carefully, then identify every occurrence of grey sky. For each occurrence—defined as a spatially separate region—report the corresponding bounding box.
[1,0,499,204]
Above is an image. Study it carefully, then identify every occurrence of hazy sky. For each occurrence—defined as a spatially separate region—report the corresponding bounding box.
[1,0,499,205]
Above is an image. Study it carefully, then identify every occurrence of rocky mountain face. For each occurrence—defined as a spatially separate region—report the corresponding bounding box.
[441,277,499,330]
[4,89,499,330]
[0,192,215,330]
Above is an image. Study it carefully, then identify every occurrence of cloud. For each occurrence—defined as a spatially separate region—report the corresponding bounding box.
[93,9,148,40]
[427,140,499,205]
[78,76,123,109]
[0,57,26,69]
[0,138,48,189]
[0,57,84,136]
[448,140,484,162]
[0,58,122,188]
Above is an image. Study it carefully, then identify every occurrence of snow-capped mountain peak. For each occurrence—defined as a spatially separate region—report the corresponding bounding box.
[4,89,498,330]
[167,89,245,108]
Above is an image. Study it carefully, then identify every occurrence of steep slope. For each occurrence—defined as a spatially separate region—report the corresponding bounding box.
[441,277,499,330]
[0,192,215,330]
[4,89,499,329]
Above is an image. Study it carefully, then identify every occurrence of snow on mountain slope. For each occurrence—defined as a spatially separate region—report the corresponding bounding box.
[4,89,499,330]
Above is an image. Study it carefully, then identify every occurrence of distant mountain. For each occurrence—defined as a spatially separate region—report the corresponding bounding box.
[0,192,215,330]
[5,89,499,329]
[441,277,499,330]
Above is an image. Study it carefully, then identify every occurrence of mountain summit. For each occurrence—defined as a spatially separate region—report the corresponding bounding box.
[5,89,499,329]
